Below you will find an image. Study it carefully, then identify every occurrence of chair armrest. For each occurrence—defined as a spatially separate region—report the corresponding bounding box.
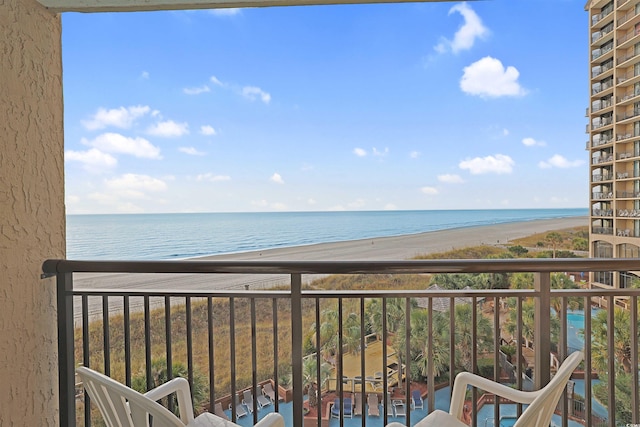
[144,377,195,425]
[450,372,538,420]
[255,412,285,427]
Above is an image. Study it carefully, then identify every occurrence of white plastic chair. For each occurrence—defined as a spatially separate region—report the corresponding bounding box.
[76,366,285,427]
[387,351,583,427]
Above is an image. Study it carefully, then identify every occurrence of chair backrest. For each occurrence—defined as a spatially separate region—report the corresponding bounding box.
[514,351,584,427]
[76,367,185,427]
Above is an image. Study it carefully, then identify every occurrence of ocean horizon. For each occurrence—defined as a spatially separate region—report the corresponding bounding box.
[67,208,588,261]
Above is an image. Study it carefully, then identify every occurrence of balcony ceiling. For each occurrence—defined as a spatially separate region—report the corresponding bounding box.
[36,0,461,13]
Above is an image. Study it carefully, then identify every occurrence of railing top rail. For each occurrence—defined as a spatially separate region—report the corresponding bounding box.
[43,258,640,276]
[64,287,640,298]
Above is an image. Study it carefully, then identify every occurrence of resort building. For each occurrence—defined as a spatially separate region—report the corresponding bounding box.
[587,0,640,291]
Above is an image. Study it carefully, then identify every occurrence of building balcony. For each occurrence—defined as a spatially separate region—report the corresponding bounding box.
[617,6,640,29]
[591,154,613,165]
[591,62,614,80]
[617,190,640,198]
[592,44,614,61]
[592,208,613,217]
[591,173,613,182]
[616,109,640,124]
[592,226,614,234]
[592,6,614,27]
[591,135,614,147]
[617,27,640,49]
[617,69,640,88]
[592,191,613,200]
[42,259,640,427]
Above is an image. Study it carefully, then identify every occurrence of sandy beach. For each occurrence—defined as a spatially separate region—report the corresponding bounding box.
[75,216,587,291]
[70,216,587,321]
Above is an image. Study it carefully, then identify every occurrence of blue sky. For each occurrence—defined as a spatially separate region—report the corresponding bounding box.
[62,0,588,214]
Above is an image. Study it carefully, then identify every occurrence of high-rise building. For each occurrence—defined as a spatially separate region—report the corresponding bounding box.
[587,0,640,290]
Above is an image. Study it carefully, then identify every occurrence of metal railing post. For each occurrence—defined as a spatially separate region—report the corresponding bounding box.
[534,272,551,389]
[57,272,75,427]
[291,273,303,427]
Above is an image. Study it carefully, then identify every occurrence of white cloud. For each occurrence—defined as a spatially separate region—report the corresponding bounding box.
[538,155,584,169]
[421,186,439,195]
[105,174,168,192]
[522,137,546,147]
[200,125,217,136]
[372,147,389,157]
[435,2,488,54]
[66,148,117,173]
[460,57,527,98]
[252,199,269,207]
[140,71,150,79]
[503,128,509,136]
[410,151,421,159]
[307,198,317,205]
[384,203,397,210]
[179,147,206,156]
[270,173,284,184]
[82,105,151,130]
[348,198,366,208]
[210,8,241,16]
[183,85,210,95]
[242,86,271,104]
[459,154,514,174]
[271,202,287,210]
[353,148,367,157]
[438,174,464,184]
[82,132,162,159]
[196,173,231,182]
[210,76,225,86]
[147,120,189,138]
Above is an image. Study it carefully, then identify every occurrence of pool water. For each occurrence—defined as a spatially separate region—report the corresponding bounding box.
[476,404,585,427]
[225,387,452,427]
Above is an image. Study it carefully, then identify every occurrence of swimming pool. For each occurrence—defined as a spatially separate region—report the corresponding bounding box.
[476,404,585,427]
[225,387,452,427]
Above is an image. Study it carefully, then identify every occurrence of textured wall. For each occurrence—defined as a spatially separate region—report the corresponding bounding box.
[0,0,65,424]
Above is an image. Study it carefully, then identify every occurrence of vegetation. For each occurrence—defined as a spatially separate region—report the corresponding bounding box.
[590,306,640,424]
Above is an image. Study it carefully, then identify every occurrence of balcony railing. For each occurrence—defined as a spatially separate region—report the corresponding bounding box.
[592,191,613,200]
[42,259,640,427]
[592,226,614,234]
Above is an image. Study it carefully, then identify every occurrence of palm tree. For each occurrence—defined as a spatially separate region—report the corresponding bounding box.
[309,308,362,361]
[591,306,635,374]
[549,273,583,320]
[410,309,451,379]
[544,232,563,258]
[454,304,493,371]
[302,357,332,408]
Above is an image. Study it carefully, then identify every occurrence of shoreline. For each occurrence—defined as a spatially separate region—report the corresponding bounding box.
[72,216,587,320]
[190,216,588,262]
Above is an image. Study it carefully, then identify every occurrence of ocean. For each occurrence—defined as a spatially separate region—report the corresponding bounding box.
[66,208,587,260]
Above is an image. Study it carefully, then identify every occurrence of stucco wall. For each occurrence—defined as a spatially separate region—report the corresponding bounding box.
[0,0,65,424]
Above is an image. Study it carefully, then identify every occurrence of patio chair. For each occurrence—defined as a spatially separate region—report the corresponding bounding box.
[243,389,255,413]
[262,382,281,402]
[411,389,424,410]
[386,351,584,427]
[76,366,284,427]
[331,397,354,419]
[386,393,395,417]
[257,386,272,408]
[367,393,380,416]
[354,392,364,416]
[231,394,249,418]
[393,399,406,417]
[214,402,229,420]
